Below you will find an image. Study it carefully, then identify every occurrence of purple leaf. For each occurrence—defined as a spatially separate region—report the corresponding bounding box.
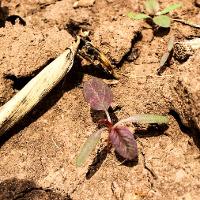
[83,78,113,111]
[109,126,138,160]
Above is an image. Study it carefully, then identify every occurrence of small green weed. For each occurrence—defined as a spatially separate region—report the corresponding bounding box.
[128,0,182,28]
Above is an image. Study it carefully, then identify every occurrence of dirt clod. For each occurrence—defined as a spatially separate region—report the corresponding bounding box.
[174,42,194,62]
[73,0,96,8]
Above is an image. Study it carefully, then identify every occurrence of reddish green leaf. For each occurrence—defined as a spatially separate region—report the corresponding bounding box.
[76,128,105,167]
[115,114,169,126]
[109,126,138,160]
[83,78,113,111]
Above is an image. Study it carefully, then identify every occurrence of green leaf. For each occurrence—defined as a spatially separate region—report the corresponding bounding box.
[76,128,104,167]
[145,0,160,15]
[115,114,169,127]
[158,3,182,15]
[128,12,150,20]
[153,15,171,27]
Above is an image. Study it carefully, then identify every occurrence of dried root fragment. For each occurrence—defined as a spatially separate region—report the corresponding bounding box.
[0,38,80,137]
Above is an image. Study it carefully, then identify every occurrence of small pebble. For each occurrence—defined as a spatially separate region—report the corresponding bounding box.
[73,0,95,8]
[173,42,194,62]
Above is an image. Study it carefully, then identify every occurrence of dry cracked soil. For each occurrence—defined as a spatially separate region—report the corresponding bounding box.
[0,0,200,199]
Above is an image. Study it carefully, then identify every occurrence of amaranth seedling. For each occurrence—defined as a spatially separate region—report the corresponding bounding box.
[76,78,169,167]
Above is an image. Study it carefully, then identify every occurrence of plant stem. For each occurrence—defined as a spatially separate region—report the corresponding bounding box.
[105,110,112,123]
[172,18,200,29]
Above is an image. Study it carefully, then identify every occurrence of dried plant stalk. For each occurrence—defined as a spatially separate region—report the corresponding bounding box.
[0,37,80,137]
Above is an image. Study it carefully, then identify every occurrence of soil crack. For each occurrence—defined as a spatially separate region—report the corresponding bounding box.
[116,31,142,68]
[68,178,86,197]
[169,109,200,149]
[140,141,157,192]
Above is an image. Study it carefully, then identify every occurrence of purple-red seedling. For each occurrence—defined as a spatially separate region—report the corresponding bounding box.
[76,77,169,167]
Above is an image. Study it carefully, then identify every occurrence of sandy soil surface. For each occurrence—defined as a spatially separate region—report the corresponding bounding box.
[0,0,199,199]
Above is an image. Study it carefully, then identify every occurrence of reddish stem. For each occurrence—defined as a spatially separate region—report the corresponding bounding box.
[98,119,113,130]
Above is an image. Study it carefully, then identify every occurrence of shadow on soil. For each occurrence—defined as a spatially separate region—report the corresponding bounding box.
[169,110,200,149]
[85,144,138,180]
[115,152,139,167]
[85,142,138,180]
[0,3,26,27]
[135,124,169,138]
[153,26,170,37]
[145,18,170,37]
[4,58,55,90]
[86,146,109,180]
[0,178,72,200]
[83,63,116,79]
[90,107,120,125]
[116,31,142,68]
